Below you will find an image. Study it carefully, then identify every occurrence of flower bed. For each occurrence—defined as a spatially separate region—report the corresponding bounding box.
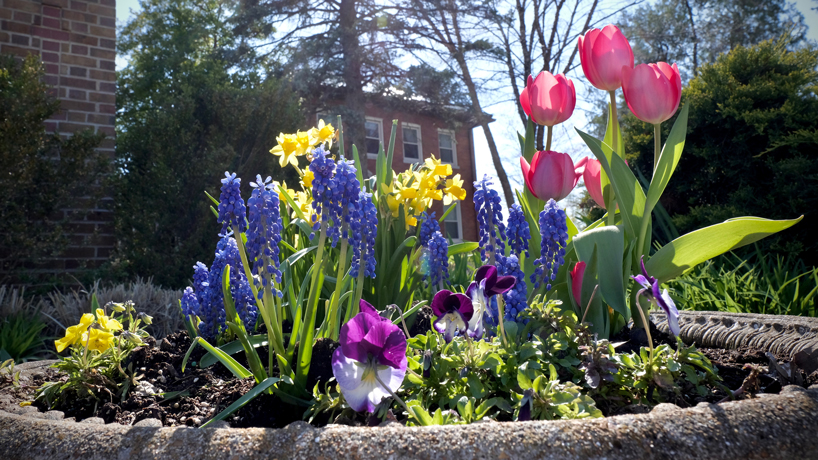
[13,24,809,438]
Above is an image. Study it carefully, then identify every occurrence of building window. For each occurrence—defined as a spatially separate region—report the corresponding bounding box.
[365,117,383,157]
[402,123,422,162]
[438,130,457,166]
[443,203,462,241]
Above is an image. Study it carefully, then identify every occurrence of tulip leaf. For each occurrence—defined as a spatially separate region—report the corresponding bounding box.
[576,129,646,240]
[573,226,629,323]
[200,376,281,428]
[600,102,623,213]
[645,216,803,283]
[645,104,689,213]
[352,144,365,187]
[448,241,478,256]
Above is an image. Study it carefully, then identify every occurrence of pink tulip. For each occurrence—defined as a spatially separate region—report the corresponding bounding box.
[583,158,606,209]
[519,71,576,126]
[578,25,634,91]
[520,151,584,202]
[621,62,682,125]
[570,261,586,308]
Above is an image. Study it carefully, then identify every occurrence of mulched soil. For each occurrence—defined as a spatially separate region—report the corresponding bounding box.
[2,318,816,428]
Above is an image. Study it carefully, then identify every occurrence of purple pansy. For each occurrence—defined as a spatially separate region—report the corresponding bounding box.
[331,300,408,413]
[632,257,680,337]
[431,290,474,343]
[466,265,516,338]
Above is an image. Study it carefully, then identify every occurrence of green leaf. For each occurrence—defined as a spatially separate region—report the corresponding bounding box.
[352,144,365,186]
[576,129,646,239]
[645,104,689,213]
[182,337,251,379]
[447,241,478,257]
[199,335,268,368]
[200,377,280,428]
[573,226,628,321]
[646,216,803,283]
[204,190,220,207]
[384,120,398,185]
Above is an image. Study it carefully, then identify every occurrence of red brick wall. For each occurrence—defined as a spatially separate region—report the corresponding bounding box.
[1,0,115,273]
[360,103,479,243]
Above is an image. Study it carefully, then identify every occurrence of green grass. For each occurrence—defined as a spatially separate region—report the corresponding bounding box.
[668,249,818,316]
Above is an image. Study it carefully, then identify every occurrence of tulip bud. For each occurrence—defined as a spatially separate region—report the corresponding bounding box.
[621,62,682,125]
[519,71,576,127]
[520,151,584,202]
[570,262,587,310]
[582,158,606,209]
[578,25,635,92]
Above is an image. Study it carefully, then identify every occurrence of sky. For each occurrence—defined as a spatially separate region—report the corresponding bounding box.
[115,0,818,209]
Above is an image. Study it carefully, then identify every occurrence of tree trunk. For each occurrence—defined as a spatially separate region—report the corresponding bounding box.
[339,0,367,171]
[453,53,514,208]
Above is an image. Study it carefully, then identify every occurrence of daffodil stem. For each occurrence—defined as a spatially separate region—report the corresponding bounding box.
[545,125,553,152]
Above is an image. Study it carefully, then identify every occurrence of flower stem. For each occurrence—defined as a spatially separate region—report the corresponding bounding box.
[374,372,411,417]
[653,123,661,173]
[634,296,655,363]
[545,125,553,152]
[609,91,621,155]
[327,229,349,340]
[497,296,508,347]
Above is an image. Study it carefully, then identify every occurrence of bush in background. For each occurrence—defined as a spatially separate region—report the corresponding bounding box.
[0,55,108,280]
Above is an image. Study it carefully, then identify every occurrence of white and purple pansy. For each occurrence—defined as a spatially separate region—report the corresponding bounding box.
[331,300,408,413]
[431,289,474,343]
[631,256,680,337]
[465,265,517,338]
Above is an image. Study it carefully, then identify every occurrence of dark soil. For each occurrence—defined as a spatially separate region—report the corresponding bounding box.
[4,320,816,428]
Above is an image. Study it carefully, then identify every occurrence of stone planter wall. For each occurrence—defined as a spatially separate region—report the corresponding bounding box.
[1,311,818,460]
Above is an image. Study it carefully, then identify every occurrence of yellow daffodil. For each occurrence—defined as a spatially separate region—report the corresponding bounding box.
[301,170,314,189]
[54,313,95,352]
[424,156,452,176]
[444,174,467,205]
[311,120,335,148]
[82,328,115,353]
[270,133,300,168]
[274,181,297,203]
[296,130,316,155]
[294,191,316,222]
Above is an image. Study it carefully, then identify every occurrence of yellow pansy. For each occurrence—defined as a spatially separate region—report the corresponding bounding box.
[301,170,314,189]
[270,133,300,168]
[54,313,95,353]
[444,174,467,205]
[96,309,123,332]
[82,328,115,353]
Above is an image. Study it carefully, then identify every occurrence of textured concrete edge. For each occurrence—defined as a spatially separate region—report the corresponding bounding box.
[1,386,818,459]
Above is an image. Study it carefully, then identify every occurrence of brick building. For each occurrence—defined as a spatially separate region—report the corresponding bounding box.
[320,96,483,242]
[1,0,116,275]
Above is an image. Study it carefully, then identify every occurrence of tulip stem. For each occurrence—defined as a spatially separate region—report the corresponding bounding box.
[545,125,553,152]
[608,91,621,155]
[653,124,661,173]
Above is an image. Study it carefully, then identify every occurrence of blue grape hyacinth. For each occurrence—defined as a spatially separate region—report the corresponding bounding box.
[217,172,247,235]
[246,175,283,297]
[309,146,337,233]
[506,204,530,259]
[350,191,377,279]
[327,158,361,246]
[473,175,506,262]
[418,211,439,246]
[497,254,527,321]
[427,231,450,287]
[531,199,568,290]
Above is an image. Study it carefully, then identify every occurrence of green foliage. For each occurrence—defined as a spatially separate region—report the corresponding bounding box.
[0,55,107,278]
[0,310,48,363]
[622,36,818,264]
[36,300,153,410]
[670,251,818,316]
[0,359,21,389]
[113,0,303,288]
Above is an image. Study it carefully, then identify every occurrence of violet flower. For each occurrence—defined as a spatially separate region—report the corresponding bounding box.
[331,300,408,412]
[466,265,516,338]
[431,289,474,343]
[632,257,680,337]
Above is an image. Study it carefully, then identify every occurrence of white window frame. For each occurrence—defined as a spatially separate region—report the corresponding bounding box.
[365,116,384,158]
[437,129,458,168]
[401,122,423,163]
[442,202,463,243]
